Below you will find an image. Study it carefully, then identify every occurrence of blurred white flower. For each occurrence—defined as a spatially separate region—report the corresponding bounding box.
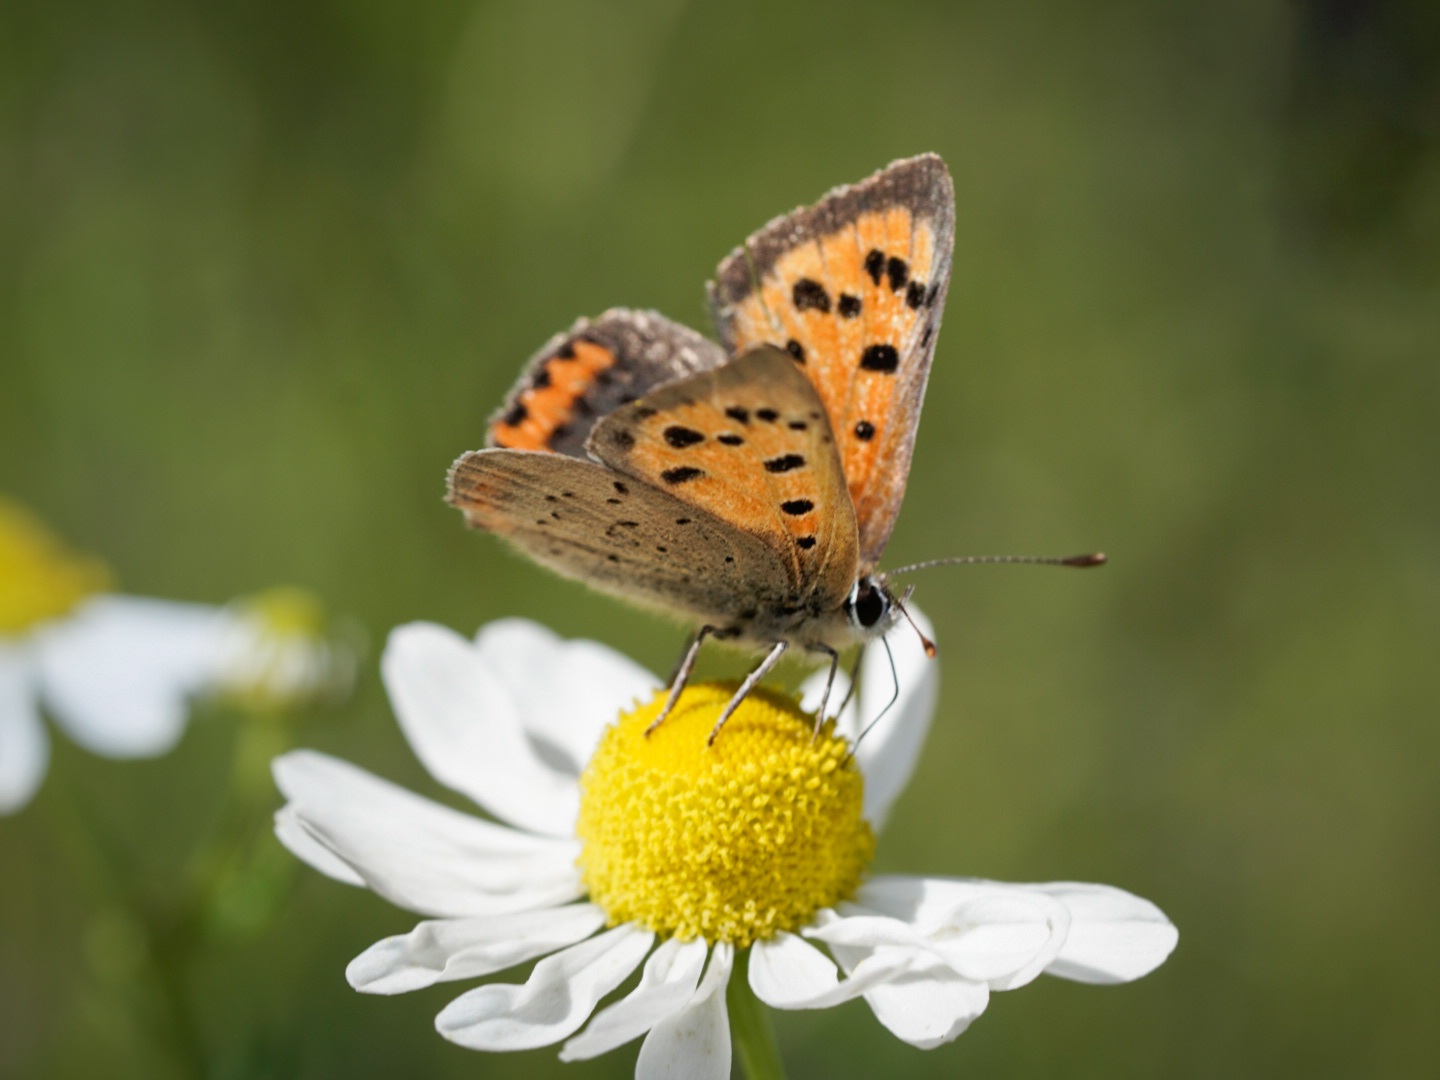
[212,586,358,712]
[0,496,353,814]
[275,615,1177,1078]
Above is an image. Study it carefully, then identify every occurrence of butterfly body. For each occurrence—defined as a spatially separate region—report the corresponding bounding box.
[449,156,954,734]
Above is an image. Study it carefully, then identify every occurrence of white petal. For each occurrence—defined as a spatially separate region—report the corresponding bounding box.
[1031,882,1179,984]
[834,944,989,1050]
[930,892,1070,989]
[273,805,364,885]
[381,622,580,837]
[435,924,654,1050]
[0,646,48,814]
[34,596,229,757]
[749,930,911,1009]
[636,941,732,1080]
[854,605,938,830]
[825,879,1072,989]
[473,619,658,774]
[348,903,607,994]
[561,936,709,1060]
[274,750,582,916]
[856,875,1010,926]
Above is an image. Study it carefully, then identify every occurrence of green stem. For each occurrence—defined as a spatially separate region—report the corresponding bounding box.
[728,949,787,1080]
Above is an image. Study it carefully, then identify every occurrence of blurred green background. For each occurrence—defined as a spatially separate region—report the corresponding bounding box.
[3,0,1438,1077]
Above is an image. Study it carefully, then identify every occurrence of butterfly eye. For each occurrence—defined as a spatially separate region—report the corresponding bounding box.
[847,577,890,630]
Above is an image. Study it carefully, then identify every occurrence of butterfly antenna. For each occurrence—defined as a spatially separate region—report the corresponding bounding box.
[849,636,901,758]
[892,586,937,658]
[886,552,1107,576]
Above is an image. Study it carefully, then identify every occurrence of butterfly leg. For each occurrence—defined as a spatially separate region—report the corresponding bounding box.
[848,636,901,761]
[646,626,715,737]
[834,646,865,718]
[707,641,789,746]
[808,644,841,739]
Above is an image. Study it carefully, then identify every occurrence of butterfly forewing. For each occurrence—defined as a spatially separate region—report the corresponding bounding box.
[487,308,727,458]
[707,154,954,568]
[586,347,859,614]
[447,450,797,624]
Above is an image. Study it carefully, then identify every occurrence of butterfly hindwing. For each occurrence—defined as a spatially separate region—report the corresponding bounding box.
[586,346,859,615]
[487,308,728,458]
[447,449,796,625]
[707,154,955,568]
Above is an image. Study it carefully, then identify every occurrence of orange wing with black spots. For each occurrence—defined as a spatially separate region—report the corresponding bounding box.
[487,308,727,459]
[707,154,954,569]
[586,347,859,613]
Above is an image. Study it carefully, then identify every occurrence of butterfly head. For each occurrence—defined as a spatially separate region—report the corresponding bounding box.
[844,575,900,640]
[841,574,938,660]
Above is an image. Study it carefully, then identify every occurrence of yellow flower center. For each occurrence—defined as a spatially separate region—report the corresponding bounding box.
[576,682,874,947]
[0,496,110,636]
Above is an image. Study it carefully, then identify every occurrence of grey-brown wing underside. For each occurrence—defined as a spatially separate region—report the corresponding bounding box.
[446,449,795,624]
[486,309,728,458]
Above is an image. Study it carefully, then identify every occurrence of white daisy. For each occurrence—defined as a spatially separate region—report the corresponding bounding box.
[0,495,351,814]
[274,614,1178,1077]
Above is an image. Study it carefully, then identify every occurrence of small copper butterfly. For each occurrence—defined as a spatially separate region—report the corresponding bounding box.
[450,156,968,740]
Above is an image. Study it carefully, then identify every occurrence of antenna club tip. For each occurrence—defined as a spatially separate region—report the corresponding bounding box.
[1065,552,1107,567]
[922,641,938,659]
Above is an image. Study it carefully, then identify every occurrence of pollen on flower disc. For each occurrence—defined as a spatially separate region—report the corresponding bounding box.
[575,682,874,947]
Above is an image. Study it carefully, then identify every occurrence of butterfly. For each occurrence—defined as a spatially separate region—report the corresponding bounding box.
[449,155,954,743]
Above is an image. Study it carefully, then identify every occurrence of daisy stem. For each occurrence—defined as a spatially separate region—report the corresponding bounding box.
[729,949,787,1080]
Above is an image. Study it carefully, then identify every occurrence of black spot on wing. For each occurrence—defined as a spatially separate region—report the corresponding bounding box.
[503,402,528,426]
[792,278,832,313]
[838,293,861,318]
[854,420,876,441]
[613,481,629,494]
[796,536,817,550]
[886,257,909,291]
[756,408,779,423]
[765,454,806,473]
[786,339,806,363]
[906,280,926,309]
[864,249,885,286]
[661,466,704,485]
[663,425,705,448]
[860,344,900,373]
[781,499,814,515]
[611,429,636,450]
[725,406,750,424]
[718,433,744,446]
